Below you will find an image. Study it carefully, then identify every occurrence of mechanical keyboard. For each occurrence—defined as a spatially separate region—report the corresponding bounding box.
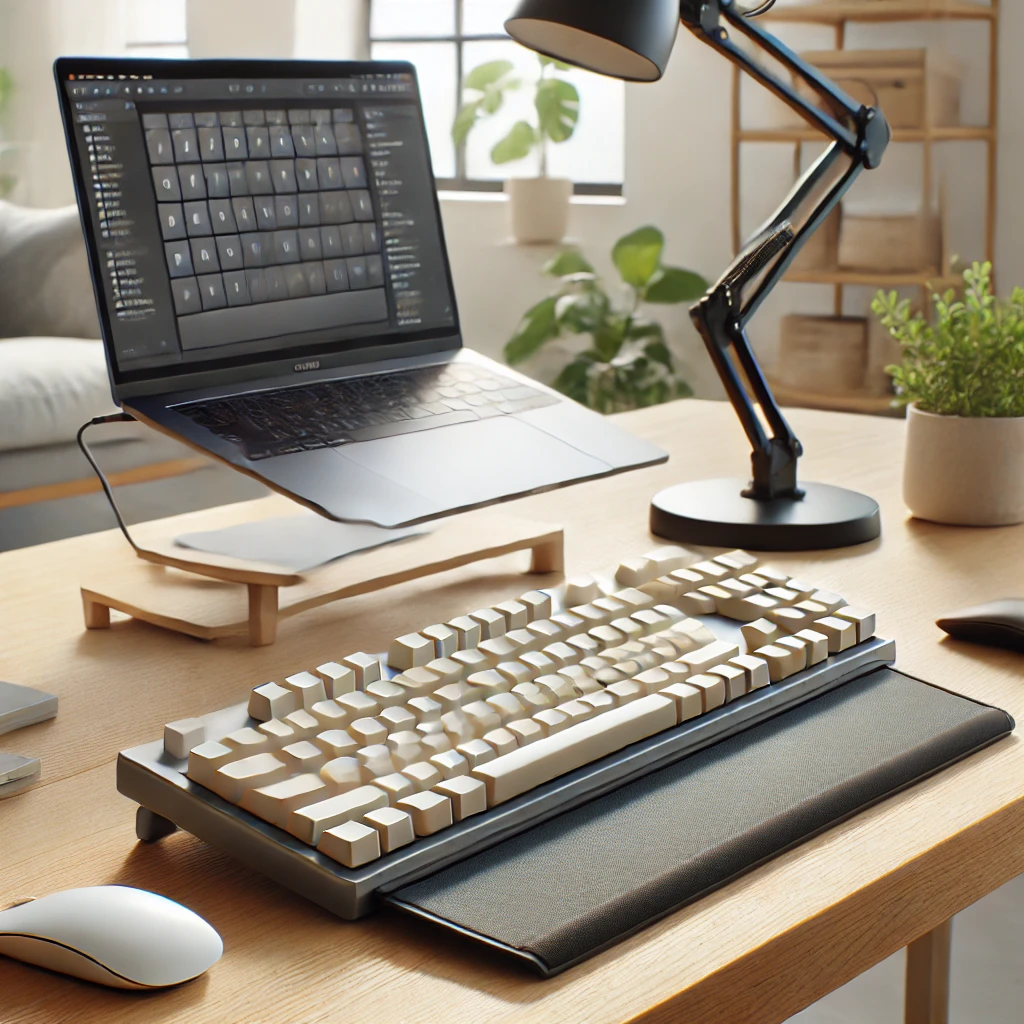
[119,547,894,919]
[174,362,558,461]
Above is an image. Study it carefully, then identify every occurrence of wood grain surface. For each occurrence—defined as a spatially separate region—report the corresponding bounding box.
[2,399,1023,1024]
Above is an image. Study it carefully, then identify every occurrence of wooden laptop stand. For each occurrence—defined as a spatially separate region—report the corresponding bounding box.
[80,496,563,646]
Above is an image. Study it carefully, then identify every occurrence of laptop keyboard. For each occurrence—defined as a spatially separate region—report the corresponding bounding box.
[174,363,560,460]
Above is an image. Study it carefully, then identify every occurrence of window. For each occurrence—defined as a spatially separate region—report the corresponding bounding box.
[369,0,624,194]
[122,0,189,58]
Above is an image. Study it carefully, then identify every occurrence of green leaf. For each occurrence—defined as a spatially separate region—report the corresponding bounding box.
[543,249,595,278]
[504,296,558,364]
[464,60,515,92]
[535,78,579,144]
[452,98,482,147]
[612,226,664,289]
[556,290,609,334]
[538,55,574,72]
[644,339,674,369]
[491,120,537,164]
[644,266,708,304]
[553,358,592,405]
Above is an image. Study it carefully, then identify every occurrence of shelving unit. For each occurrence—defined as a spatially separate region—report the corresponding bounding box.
[731,0,999,415]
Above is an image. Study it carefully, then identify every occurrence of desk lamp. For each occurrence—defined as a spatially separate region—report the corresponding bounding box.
[505,0,891,550]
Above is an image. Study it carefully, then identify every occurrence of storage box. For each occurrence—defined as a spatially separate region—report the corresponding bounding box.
[777,316,867,395]
[796,48,962,129]
[791,207,841,272]
[838,209,942,272]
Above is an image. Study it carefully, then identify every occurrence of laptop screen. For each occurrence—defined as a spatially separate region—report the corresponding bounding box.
[56,60,458,388]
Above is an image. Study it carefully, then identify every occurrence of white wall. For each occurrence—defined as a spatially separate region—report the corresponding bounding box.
[0,1,1017,400]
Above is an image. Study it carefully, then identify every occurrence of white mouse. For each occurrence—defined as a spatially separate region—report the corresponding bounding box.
[0,886,223,989]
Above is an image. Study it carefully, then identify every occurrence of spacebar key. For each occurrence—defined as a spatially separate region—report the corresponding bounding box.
[349,410,478,442]
[471,694,677,805]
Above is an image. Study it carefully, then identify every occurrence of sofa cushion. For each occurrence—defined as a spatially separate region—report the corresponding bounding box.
[0,338,124,452]
[0,201,100,340]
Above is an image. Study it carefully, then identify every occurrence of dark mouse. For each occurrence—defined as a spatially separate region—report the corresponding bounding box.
[936,600,1024,653]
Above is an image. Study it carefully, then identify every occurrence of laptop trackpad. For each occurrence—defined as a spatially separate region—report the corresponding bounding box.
[342,417,610,507]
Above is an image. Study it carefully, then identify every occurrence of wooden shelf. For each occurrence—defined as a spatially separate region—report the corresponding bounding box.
[765,1,995,25]
[767,378,904,416]
[737,126,994,144]
[785,267,962,288]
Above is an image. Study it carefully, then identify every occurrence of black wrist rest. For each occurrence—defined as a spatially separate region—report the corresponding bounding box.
[385,667,1013,976]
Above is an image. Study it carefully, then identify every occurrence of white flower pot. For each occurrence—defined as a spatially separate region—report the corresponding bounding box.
[903,404,1024,525]
[505,177,572,245]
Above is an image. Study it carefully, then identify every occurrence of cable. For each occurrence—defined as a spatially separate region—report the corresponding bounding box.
[76,412,142,553]
[742,0,778,16]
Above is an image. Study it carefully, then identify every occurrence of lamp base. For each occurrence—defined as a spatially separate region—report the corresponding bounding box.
[650,478,880,551]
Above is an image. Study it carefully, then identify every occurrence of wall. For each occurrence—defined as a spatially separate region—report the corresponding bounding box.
[0,1,1017,400]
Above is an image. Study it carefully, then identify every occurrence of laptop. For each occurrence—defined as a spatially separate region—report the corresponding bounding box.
[55,57,667,528]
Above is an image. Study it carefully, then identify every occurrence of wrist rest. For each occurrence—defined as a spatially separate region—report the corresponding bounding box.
[385,667,1013,976]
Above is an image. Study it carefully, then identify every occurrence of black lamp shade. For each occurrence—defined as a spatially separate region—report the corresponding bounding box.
[504,0,680,82]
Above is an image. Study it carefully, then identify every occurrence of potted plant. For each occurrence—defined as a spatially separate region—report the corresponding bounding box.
[453,55,579,245]
[0,68,16,199]
[505,226,708,412]
[872,261,1024,525]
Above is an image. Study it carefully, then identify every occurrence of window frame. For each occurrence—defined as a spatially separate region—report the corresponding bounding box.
[369,1,623,196]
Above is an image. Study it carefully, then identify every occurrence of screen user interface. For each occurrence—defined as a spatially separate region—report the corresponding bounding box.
[62,67,456,379]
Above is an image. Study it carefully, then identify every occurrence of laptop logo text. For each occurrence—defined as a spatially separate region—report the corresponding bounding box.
[293,360,321,372]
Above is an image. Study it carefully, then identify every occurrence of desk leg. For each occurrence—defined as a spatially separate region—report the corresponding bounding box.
[905,918,952,1024]
[82,592,111,629]
[248,584,279,646]
[530,534,564,574]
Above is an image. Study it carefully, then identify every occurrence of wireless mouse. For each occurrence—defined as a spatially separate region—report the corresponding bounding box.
[0,886,222,989]
[936,599,1024,653]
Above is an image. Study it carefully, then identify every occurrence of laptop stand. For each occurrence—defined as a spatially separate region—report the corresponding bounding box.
[79,497,563,646]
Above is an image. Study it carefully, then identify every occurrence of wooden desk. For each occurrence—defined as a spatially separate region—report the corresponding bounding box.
[2,399,1023,1024]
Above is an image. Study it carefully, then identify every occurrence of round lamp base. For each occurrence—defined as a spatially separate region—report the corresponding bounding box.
[650,478,881,551]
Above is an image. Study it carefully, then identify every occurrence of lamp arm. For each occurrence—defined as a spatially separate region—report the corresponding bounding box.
[678,0,891,501]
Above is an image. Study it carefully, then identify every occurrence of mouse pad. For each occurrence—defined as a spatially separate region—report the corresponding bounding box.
[386,668,1013,976]
[175,513,430,573]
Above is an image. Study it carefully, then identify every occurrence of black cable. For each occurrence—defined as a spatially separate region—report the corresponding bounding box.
[76,413,141,553]
[742,0,778,17]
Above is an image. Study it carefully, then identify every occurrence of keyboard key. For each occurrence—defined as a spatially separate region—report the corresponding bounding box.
[164,240,194,277]
[472,694,676,805]
[814,616,857,653]
[304,262,327,294]
[274,194,298,227]
[295,158,319,191]
[274,229,300,263]
[289,785,388,844]
[340,223,362,256]
[210,752,288,803]
[315,123,338,154]
[324,258,349,292]
[288,109,311,124]
[190,237,219,273]
[270,125,295,157]
[204,163,230,197]
[171,276,202,315]
[146,128,173,164]
[245,268,268,302]
[206,198,236,235]
[362,806,415,852]
[246,126,270,159]
[197,274,227,310]
[319,821,380,867]
[215,235,243,270]
[254,196,277,230]
[172,128,200,162]
[241,232,266,267]
[169,112,195,129]
[291,123,316,155]
[397,791,452,836]
[362,222,380,253]
[317,157,343,189]
[221,111,243,127]
[283,264,309,298]
[223,270,250,306]
[222,127,247,158]
[320,191,353,224]
[270,159,297,193]
[351,190,374,220]
[194,111,219,128]
[246,161,273,194]
[436,777,487,821]
[265,266,288,301]
[366,255,384,288]
[142,112,168,128]
[184,201,212,236]
[266,109,287,125]
[333,121,362,154]
[151,165,181,202]
[339,156,365,189]
[298,227,322,261]
[227,161,249,195]
[240,773,326,829]
[298,193,321,225]
[198,127,225,162]
[231,196,257,232]
[158,202,186,240]
[243,109,266,126]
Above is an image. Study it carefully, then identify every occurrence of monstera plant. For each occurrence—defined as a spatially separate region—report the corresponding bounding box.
[505,226,709,413]
[453,54,581,244]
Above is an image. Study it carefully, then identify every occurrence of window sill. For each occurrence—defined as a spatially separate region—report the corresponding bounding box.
[438,190,625,207]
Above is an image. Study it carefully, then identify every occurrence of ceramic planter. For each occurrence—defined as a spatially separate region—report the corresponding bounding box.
[903,404,1024,525]
[505,176,572,245]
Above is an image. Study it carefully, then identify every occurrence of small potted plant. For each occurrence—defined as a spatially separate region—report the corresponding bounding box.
[453,55,579,245]
[505,226,708,412]
[872,262,1024,526]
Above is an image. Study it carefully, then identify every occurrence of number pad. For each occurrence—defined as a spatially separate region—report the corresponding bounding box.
[146,105,383,315]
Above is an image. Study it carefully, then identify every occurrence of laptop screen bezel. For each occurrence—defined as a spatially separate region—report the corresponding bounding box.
[54,56,463,402]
